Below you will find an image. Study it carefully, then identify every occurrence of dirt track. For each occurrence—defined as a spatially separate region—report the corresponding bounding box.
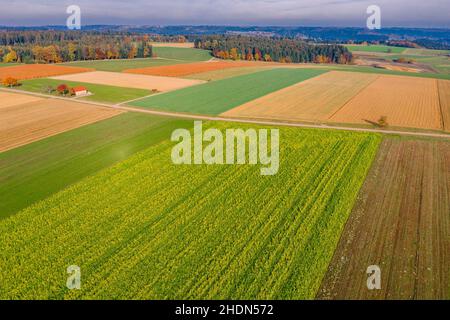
[318,138,450,299]
[1,87,449,140]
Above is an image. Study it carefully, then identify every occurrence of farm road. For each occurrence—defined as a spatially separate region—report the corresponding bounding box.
[1,87,449,140]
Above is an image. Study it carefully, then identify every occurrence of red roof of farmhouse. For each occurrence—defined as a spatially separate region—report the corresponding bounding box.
[72,86,87,92]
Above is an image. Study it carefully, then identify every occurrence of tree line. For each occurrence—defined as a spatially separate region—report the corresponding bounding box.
[194,35,353,64]
[0,31,161,63]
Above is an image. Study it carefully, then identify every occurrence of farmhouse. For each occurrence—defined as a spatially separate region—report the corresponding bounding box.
[72,86,89,97]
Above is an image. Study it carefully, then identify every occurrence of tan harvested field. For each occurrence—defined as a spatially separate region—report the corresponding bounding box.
[438,80,450,131]
[124,61,268,77]
[222,71,378,122]
[0,64,92,81]
[50,71,205,92]
[151,42,195,48]
[330,75,443,130]
[0,99,122,152]
[185,66,275,81]
[0,91,44,109]
[318,138,450,300]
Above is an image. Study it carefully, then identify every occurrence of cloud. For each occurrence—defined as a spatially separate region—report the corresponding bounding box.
[0,0,449,27]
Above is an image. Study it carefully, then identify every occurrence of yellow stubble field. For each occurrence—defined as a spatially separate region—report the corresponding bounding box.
[222,71,378,122]
[330,75,443,130]
[0,94,122,152]
[438,80,450,131]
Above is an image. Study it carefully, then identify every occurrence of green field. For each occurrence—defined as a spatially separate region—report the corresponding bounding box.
[0,63,20,68]
[345,45,406,53]
[130,68,327,114]
[383,54,450,74]
[18,78,151,103]
[185,66,274,81]
[59,48,212,72]
[0,123,381,299]
[60,58,180,72]
[153,46,212,61]
[0,113,193,219]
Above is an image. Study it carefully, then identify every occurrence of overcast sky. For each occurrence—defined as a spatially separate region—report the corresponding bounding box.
[1,0,449,28]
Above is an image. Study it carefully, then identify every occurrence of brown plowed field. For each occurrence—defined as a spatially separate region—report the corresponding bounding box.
[0,64,92,81]
[51,71,205,92]
[318,138,450,300]
[0,99,122,152]
[0,91,44,109]
[330,76,442,130]
[222,71,378,122]
[124,61,267,77]
[438,80,450,131]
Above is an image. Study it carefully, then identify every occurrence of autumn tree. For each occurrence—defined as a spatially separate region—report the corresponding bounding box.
[3,47,18,63]
[229,48,239,60]
[56,84,69,96]
[67,42,77,61]
[377,116,388,127]
[2,77,19,87]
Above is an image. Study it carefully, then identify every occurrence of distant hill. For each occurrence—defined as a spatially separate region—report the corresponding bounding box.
[1,25,449,49]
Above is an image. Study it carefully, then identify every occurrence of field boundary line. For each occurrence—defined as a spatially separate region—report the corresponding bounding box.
[327,74,380,120]
[1,87,449,140]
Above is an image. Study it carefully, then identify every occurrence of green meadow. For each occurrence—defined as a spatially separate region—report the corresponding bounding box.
[130,68,327,114]
[19,78,151,103]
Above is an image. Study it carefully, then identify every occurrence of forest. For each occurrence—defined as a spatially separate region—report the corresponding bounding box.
[194,35,353,64]
[0,31,159,63]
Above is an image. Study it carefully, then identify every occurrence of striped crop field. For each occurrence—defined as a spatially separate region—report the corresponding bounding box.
[330,75,443,130]
[222,71,378,122]
[0,123,380,299]
[129,68,327,114]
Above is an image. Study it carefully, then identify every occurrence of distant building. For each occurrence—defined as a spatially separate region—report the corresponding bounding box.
[72,86,89,97]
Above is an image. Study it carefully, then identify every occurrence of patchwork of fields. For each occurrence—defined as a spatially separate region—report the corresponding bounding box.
[130,68,326,114]
[0,93,122,152]
[0,46,448,300]
[0,123,380,299]
[319,138,450,300]
[0,113,193,218]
